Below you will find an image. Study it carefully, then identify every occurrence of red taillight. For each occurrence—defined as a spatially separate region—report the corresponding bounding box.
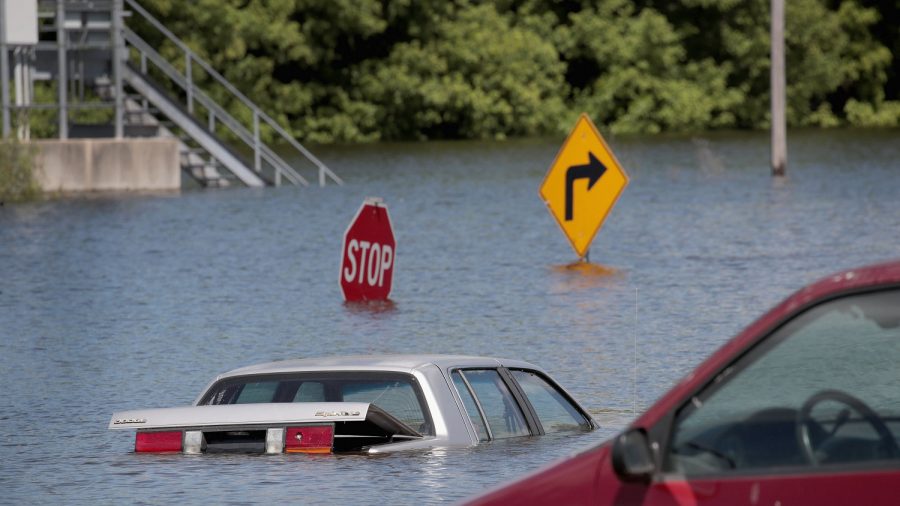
[135,431,183,453]
[284,425,334,454]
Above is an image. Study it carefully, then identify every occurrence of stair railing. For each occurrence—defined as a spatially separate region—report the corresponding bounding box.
[123,0,342,187]
[124,29,305,185]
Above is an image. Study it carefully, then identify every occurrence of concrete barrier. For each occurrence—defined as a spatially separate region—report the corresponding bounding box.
[32,138,180,192]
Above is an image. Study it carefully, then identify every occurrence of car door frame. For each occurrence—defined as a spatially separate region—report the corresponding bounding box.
[450,366,544,439]
[450,366,598,441]
[638,283,900,504]
[505,367,599,432]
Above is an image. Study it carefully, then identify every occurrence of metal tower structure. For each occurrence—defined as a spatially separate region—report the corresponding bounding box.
[0,0,342,188]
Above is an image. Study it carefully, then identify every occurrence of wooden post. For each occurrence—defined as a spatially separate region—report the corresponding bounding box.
[770,0,787,176]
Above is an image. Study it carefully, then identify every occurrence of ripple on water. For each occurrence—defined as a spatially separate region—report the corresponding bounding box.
[2,130,899,503]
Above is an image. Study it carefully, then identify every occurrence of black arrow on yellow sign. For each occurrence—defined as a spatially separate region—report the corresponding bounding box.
[565,152,607,221]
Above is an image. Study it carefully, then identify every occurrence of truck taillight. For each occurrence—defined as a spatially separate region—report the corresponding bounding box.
[284,425,334,454]
[135,431,182,453]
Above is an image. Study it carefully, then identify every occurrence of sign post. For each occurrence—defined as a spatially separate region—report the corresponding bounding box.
[340,198,396,302]
[770,0,787,176]
[539,114,629,260]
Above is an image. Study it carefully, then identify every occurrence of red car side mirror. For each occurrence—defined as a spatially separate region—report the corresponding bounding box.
[611,429,655,483]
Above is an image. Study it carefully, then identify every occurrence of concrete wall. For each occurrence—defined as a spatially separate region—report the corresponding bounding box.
[32,138,180,192]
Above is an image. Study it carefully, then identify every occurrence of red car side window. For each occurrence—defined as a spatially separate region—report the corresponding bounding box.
[667,288,900,475]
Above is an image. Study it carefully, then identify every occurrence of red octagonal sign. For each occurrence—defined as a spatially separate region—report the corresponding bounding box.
[340,198,396,302]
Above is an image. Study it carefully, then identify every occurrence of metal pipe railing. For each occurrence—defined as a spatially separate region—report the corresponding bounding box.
[56,0,68,138]
[185,52,193,114]
[125,30,309,186]
[123,0,341,185]
[122,28,308,185]
[0,0,8,136]
[112,0,124,139]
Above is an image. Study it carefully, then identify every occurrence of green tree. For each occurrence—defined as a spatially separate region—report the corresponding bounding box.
[560,0,742,133]
[353,3,567,140]
[651,0,897,127]
[0,137,41,203]
[130,0,898,141]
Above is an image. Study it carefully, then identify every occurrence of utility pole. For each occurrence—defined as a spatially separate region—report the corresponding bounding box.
[770,0,787,176]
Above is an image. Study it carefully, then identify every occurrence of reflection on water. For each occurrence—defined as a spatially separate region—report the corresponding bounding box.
[343,299,398,314]
[1,129,899,503]
[549,261,623,293]
[553,261,619,276]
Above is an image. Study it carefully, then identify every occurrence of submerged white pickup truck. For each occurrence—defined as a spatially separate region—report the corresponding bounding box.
[109,354,597,454]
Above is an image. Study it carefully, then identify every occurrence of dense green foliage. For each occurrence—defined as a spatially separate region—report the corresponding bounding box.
[137,0,898,141]
[0,138,41,203]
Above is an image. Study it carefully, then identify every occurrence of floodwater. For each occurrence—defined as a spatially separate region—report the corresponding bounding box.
[1,128,899,503]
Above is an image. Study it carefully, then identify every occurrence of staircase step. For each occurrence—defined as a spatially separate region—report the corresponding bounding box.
[125,108,159,116]
[123,66,271,187]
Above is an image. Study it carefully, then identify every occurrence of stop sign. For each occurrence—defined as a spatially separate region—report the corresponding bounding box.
[339,198,396,302]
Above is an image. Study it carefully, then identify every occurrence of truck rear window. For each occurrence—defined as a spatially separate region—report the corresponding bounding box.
[200,372,433,435]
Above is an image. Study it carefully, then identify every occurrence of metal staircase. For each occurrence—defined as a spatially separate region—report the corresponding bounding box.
[34,0,342,188]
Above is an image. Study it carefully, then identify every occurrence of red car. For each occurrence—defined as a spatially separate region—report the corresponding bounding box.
[469,260,900,505]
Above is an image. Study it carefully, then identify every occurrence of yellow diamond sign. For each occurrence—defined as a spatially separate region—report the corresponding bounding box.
[539,114,629,258]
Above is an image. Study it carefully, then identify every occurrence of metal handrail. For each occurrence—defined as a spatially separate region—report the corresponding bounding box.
[124,31,304,185]
[123,0,342,186]
[123,28,307,185]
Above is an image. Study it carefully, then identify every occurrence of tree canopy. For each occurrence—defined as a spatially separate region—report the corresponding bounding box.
[138,0,900,142]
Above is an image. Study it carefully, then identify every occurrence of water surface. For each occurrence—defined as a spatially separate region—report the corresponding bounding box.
[1,129,899,503]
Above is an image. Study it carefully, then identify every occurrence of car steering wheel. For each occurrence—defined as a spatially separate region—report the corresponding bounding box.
[796,389,898,465]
